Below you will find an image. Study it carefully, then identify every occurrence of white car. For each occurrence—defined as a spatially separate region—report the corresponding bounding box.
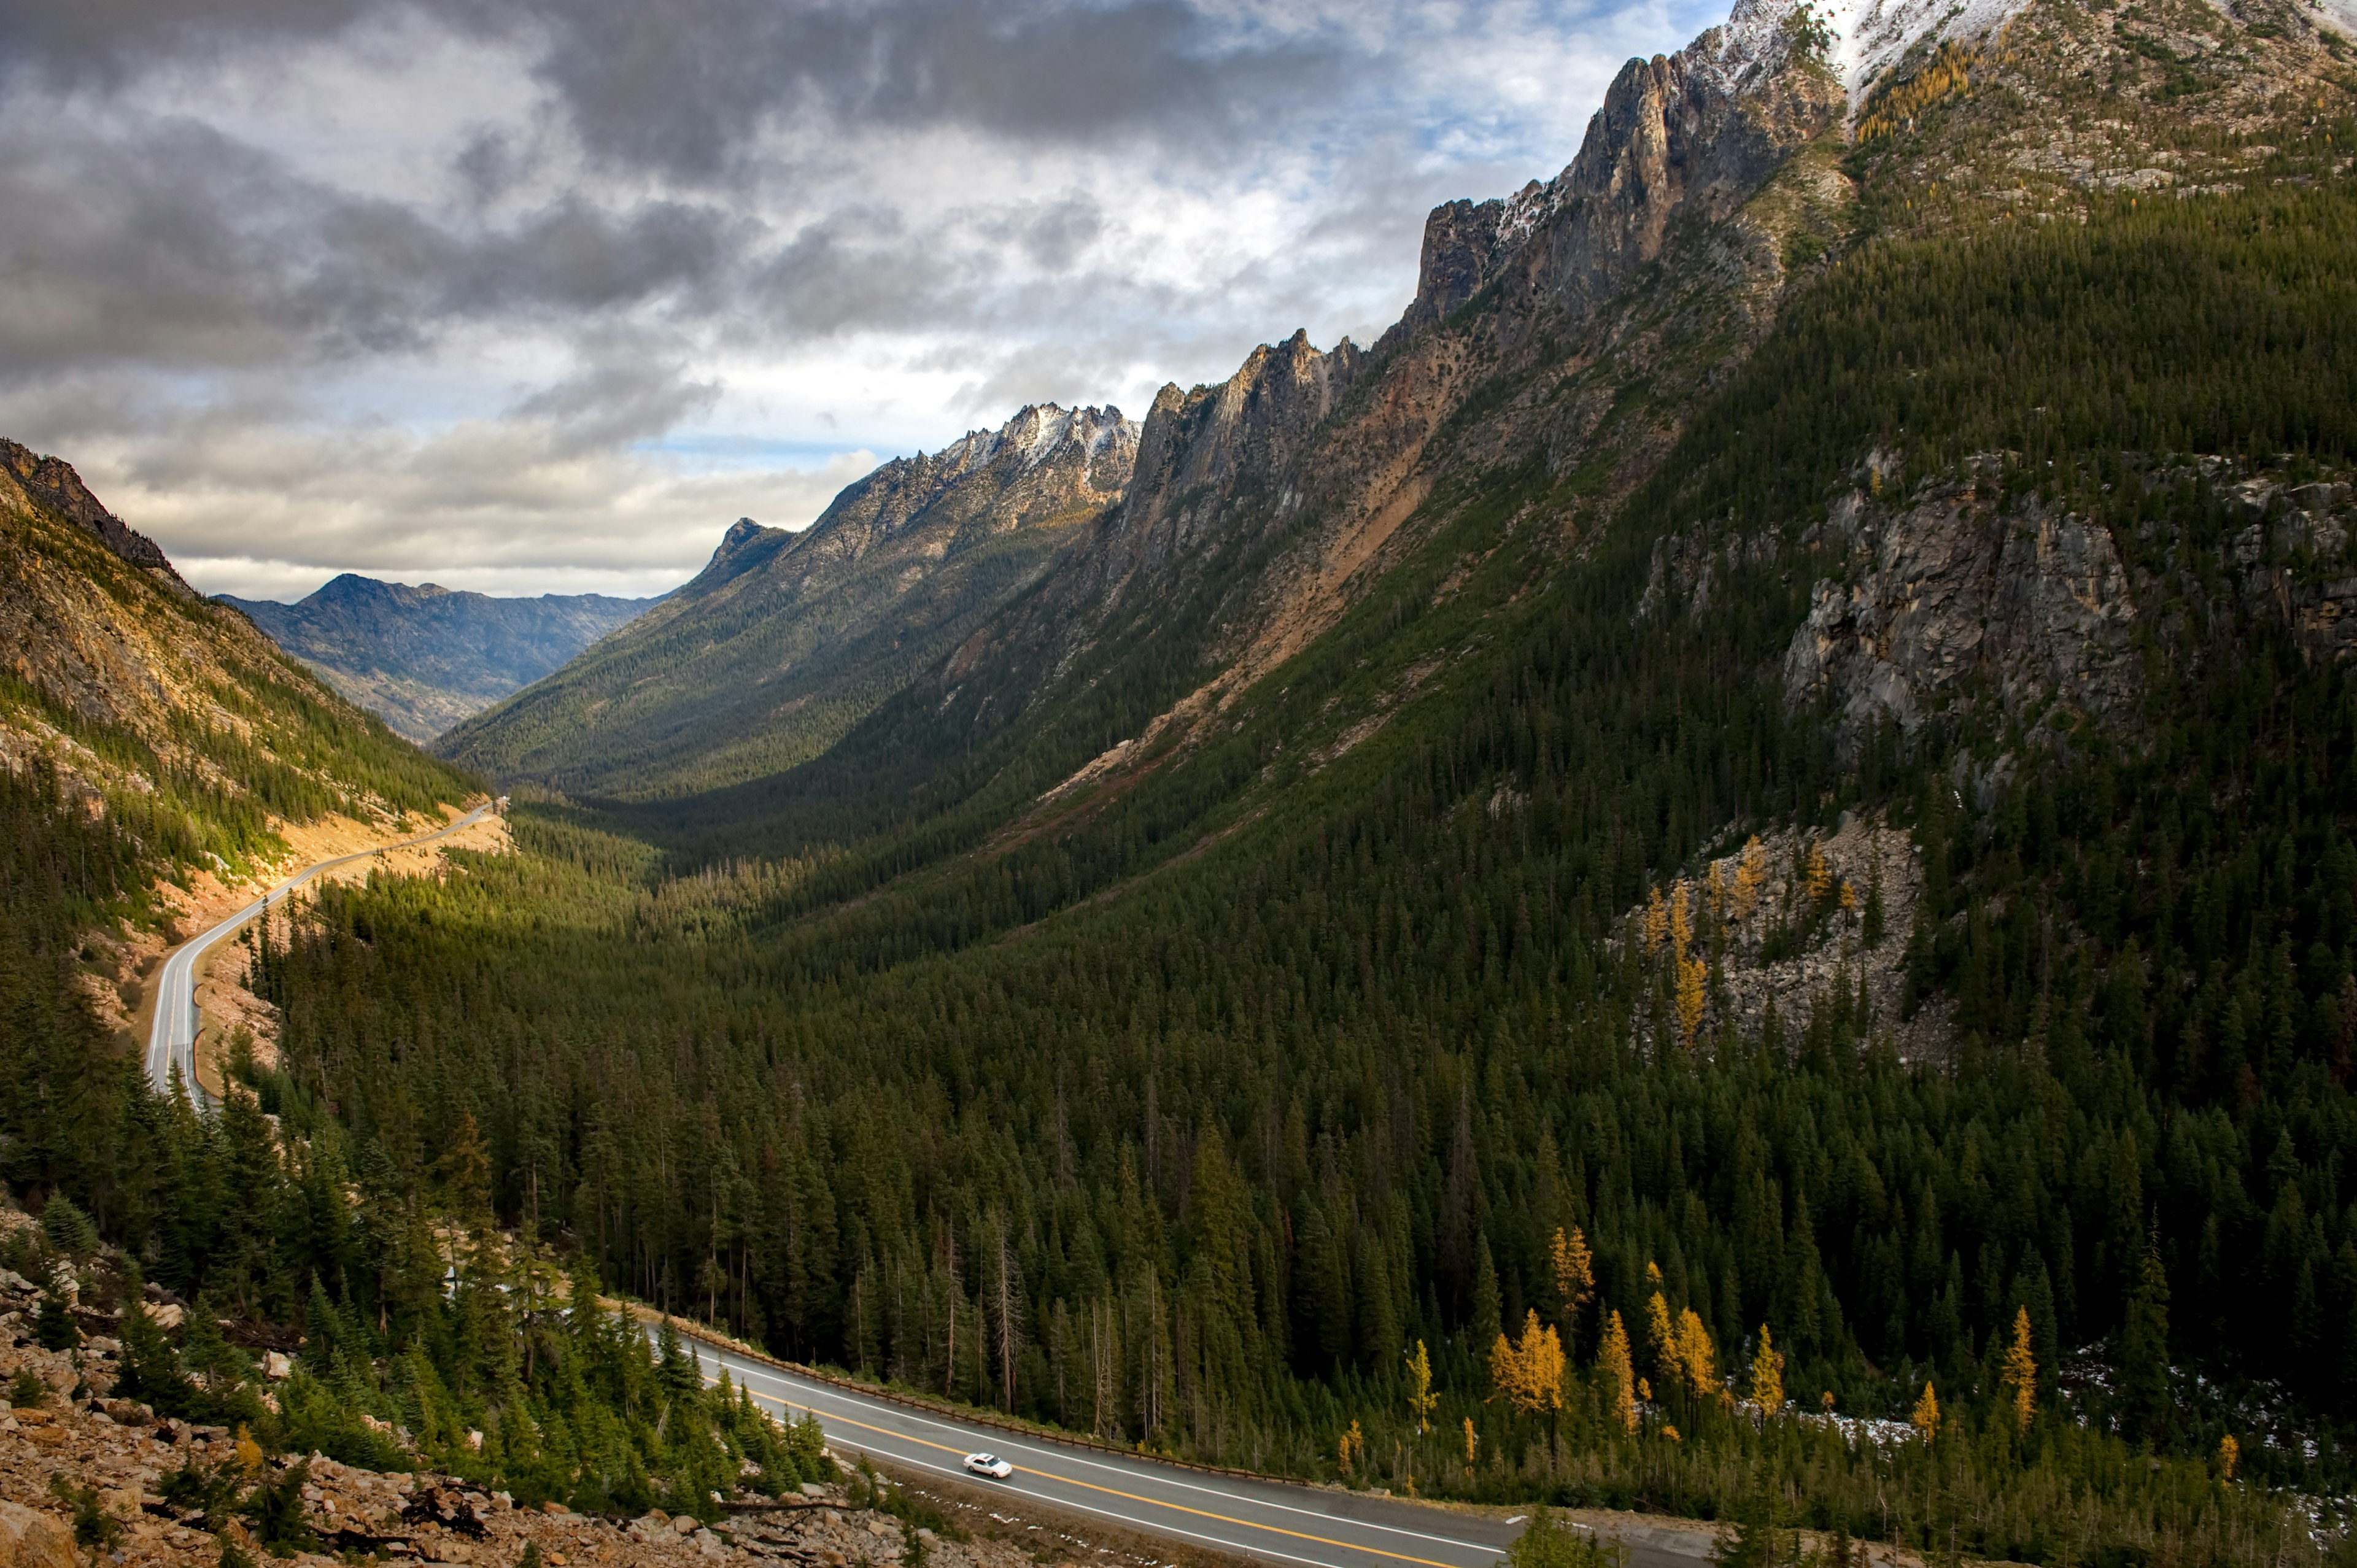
[962,1453,1013,1480]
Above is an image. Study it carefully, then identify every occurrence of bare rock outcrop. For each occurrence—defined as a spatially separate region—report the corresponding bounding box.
[1783,479,2141,749]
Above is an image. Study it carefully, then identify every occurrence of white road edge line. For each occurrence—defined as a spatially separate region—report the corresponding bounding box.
[710,1368,1357,1568]
[755,1369,1499,1554]
[670,1334,1501,1564]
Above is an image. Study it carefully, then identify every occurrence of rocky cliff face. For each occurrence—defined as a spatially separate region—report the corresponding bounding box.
[1765,459,2357,757]
[222,575,658,743]
[438,404,1137,798]
[1778,474,2142,749]
[1087,334,1361,598]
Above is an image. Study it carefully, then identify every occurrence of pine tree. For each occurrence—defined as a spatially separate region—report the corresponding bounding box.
[2118,1237,2172,1443]
[432,1110,494,1222]
[1471,1234,1503,1351]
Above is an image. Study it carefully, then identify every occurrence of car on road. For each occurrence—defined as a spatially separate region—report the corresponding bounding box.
[962,1453,1013,1480]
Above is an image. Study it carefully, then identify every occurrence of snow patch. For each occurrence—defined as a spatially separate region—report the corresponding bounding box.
[1823,0,2032,107]
[2313,0,2357,42]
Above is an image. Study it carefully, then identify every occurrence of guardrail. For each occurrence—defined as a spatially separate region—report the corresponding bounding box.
[621,1302,1329,1493]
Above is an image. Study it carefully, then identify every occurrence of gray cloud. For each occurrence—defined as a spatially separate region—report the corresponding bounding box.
[0,0,1705,598]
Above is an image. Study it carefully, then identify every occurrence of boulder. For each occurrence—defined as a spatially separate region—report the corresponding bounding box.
[0,1502,74,1568]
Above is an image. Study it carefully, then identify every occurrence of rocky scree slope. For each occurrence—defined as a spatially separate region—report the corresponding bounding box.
[0,442,472,857]
[221,577,658,744]
[440,404,1136,801]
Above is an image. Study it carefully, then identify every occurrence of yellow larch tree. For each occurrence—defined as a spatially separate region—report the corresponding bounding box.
[1805,840,1832,905]
[1600,1310,1639,1434]
[1491,1310,1565,1416]
[2219,1433,2239,1481]
[1669,879,1692,958]
[1733,836,1766,921]
[1644,1290,1678,1387]
[1675,952,1709,1047]
[2000,1307,2037,1435]
[1462,1416,1478,1472]
[1549,1226,1595,1333]
[1748,1324,1784,1413]
[1406,1340,1439,1434]
[1338,1419,1364,1478]
[1911,1381,1940,1443]
[1644,887,1669,949]
[1673,1308,1716,1399]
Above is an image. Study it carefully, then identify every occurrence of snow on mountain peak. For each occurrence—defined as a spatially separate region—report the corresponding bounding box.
[1820,0,2032,106]
[1695,0,2030,109]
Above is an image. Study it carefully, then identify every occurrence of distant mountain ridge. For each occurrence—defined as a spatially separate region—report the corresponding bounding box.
[220,575,660,743]
[437,402,1137,798]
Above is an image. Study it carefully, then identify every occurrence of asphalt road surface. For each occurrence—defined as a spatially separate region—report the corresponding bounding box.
[662,1327,1713,1568]
[145,801,497,1106]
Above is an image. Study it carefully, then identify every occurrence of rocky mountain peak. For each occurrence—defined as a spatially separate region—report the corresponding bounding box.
[1094,331,1363,594]
[1384,0,1842,355]
[794,402,1138,573]
[0,439,193,598]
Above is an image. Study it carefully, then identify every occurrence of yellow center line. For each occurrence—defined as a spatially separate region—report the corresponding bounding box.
[729,1382,1462,1568]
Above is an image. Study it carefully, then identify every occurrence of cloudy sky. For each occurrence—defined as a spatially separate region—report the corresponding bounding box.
[0,0,1726,602]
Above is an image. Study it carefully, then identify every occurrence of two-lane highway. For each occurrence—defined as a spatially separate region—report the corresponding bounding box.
[660,1326,1712,1568]
[145,801,497,1105]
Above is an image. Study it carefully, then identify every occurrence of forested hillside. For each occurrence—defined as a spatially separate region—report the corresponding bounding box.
[10,0,2357,1564]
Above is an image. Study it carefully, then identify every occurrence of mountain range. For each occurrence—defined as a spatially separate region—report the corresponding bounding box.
[437,401,1136,798]
[8,0,2357,1559]
[219,576,660,743]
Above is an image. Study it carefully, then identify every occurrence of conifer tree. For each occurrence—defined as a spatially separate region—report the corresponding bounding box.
[2000,1307,2037,1435]
[1548,1226,1594,1339]
[1405,1340,1438,1434]
[1471,1235,1503,1352]
[1673,1310,1716,1400]
[1644,1289,1677,1389]
[1599,1310,1638,1434]
[1490,1311,1565,1416]
[1747,1325,1782,1413]
[1911,1381,1940,1443]
[2118,1238,2172,1443]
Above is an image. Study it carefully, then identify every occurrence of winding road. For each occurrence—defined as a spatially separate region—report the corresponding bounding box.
[144,801,497,1106]
[659,1325,1715,1568]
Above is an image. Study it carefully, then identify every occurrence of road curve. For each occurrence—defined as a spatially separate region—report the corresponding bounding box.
[145,801,497,1106]
[658,1326,1711,1568]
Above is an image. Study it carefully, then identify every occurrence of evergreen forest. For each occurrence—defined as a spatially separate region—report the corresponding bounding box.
[9,99,2357,1568]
